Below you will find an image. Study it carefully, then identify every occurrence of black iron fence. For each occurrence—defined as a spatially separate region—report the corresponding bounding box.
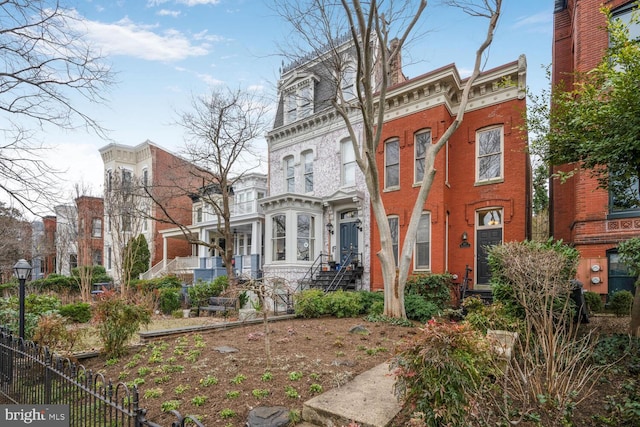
[0,327,204,426]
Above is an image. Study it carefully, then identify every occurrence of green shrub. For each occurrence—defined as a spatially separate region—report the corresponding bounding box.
[462,297,522,334]
[93,295,151,358]
[135,275,182,294]
[406,273,454,309]
[294,289,326,318]
[325,290,361,318]
[25,294,61,315]
[404,294,440,323]
[158,288,181,314]
[187,279,226,310]
[584,291,604,313]
[0,305,40,339]
[58,302,92,323]
[358,291,384,315]
[30,274,79,294]
[609,290,634,317]
[489,239,579,321]
[392,319,495,427]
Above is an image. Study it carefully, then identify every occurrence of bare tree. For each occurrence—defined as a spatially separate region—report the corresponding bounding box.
[144,87,269,282]
[275,0,501,317]
[0,0,114,214]
[104,169,149,295]
[0,203,31,282]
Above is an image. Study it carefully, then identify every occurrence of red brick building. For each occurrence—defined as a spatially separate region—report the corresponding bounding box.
[370,57,530,290]
[100,141,206,283]
[551,0,639,297]
[75,196,104,268]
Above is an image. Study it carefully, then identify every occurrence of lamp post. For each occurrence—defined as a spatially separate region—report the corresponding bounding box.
[13,259,32,340]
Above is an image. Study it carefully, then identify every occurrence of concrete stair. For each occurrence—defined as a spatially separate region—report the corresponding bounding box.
[299,363,402,427]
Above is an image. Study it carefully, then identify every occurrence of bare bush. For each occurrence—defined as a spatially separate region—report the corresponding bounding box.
[484,242,605,426]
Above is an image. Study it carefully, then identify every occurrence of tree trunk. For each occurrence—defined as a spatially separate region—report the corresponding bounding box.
[630,279,640,337]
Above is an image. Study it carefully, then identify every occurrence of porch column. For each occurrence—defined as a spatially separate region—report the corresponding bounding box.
[251,221,261,255]
[162,235,167,268]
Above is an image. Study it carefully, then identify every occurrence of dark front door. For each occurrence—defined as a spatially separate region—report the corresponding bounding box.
[608,250,636,295]
[339,221,359,266]
[476,228,502,286]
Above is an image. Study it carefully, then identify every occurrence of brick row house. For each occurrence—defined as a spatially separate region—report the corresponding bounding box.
[99,140,203,284]
[39,196,104,278]
[262,34,530,292]
[261,35,373,289]
[371,57,530,290]
[551,0,640,298]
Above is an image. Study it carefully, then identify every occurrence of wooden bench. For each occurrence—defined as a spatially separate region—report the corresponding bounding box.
[198,297,238,316]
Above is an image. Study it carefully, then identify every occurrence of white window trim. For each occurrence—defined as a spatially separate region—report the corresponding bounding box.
[284,156,295,193]
[388,215,399,265]
[414,212,431,271]
[302,150,314,193]
[414,129,431,184]
[341,139,356,187]
[384,138,400,190]
[475,125,504,184]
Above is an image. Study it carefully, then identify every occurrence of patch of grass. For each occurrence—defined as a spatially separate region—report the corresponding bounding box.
[230,374,247,384]
[200,375,218,387]
[288,371,303,381]
[160,400,180,412]
[174,384,190,395]
[285,386,300,399]
[191,395,207,406]
[143,388,163,399]
[252,389,270,399]
[219,408,236,419]
[226,390,240,399]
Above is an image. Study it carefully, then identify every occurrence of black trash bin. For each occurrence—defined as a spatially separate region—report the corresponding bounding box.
[570,279,590,324]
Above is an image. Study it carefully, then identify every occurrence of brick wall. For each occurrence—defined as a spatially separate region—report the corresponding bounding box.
[551,0,640,295]
[369,94,528,290]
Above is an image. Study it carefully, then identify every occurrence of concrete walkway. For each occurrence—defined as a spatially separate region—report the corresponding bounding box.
[299,362,402,427]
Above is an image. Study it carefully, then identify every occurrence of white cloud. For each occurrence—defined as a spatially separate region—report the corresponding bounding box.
[147,0,220,6]
[197,72,225,86]
[193,30,226,43]
[81,16,210,61]
[157,9,181,17]
[176,0,220,5]
[512,11,553,31]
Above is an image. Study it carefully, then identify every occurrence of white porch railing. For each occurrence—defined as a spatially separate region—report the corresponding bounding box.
[140,256,199,280]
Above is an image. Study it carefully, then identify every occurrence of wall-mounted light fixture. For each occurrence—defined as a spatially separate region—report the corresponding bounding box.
[355,218,363,231]
[326,222,334,235]
[460,231,470,248]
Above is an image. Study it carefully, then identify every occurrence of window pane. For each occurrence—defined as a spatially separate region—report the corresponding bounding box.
[415,131,429,182]
[479,129,500,155]
[477,127,502,181]
[479,154,501,180]
[304,152,313,192]
[415,214,430,269]
[285,157,295,192]
[388,217,399,264]
[272,215,286,261]
[385,140,399,188]
[342,140,356,186]
[297,214,313,261]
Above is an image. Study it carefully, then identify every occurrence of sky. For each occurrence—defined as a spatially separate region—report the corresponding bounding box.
[41,0,553,208]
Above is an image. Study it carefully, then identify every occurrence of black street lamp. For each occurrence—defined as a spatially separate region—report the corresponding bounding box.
[13,259,32,340]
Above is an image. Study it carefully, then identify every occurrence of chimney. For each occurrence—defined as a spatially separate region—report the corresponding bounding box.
[388,38,406,86]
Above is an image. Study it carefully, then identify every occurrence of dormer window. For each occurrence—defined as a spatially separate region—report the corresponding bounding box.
[283,76,316,125]
[341,60,357,101]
